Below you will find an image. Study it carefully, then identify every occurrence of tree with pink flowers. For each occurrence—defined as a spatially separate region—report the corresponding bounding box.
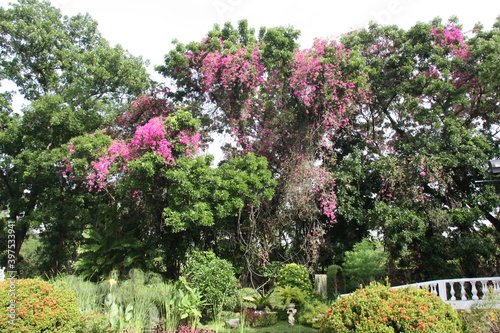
[66,92,276,278]
[333,17,500,282]
[3,1,500,284]
[159,17,500,283]
[159,20,370,273]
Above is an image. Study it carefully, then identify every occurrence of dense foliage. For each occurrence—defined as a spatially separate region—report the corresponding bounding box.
[342,238,387,291]
[181,251,239,320]
[158,21,368,274]
[276,263,314,294]
[320,282,464,333]
[0,0,152,274]
[158,17,500,282]
[3,2,500,332]
[1,0,499,290]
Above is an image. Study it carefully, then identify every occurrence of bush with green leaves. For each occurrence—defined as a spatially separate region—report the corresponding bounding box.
[275,285,308,308]
[276,263,313,294]
[320,282,464,333]
[297,299,330,328]
[326,264,345,299]
[182,251,239,320]
[0,278,81,333]
[342,238,387,292]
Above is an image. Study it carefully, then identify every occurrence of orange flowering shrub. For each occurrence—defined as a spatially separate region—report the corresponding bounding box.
[0,278,81,333]
[320,282,464,333]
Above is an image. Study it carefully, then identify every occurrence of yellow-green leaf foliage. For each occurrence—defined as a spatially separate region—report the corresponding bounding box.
[276,263,313,294]
[320,282,464,333]
[0,278,81,333]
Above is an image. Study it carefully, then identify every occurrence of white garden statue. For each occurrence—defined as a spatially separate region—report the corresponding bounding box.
[287,303,297,326]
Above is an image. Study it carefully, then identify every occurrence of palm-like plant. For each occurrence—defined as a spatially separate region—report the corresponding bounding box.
[243,289,274,311]
[275,286,307,309]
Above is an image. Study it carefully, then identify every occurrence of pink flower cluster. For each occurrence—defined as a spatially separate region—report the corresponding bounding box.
[178,131,201,157]
[289,39,359,129]
[171,33,370,233]
[198,44,264,96]
[130,117,175,161]
[76,116,201,192]
[320,190,337,223]
[430,24,469,59]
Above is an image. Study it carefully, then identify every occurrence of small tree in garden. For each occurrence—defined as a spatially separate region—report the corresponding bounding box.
[182,251,239,321]
[342,238,387,292]
[326,264,345,299]
[275,263,313,310]
[276,263,314,294]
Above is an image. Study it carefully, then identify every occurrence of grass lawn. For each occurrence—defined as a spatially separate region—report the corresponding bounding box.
[244,321,319,332]
[206,321,319,333]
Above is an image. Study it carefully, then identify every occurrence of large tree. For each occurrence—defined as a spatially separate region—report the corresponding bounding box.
[0,0,152,274]
[66,91,276,279]
[158,21,369,275]
[159,18,500,282]
[333,18,500,281]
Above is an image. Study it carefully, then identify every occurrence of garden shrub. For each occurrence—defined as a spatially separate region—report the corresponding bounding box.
[276,263,313,294]
[275,285,308,308]
[245,309,278,327]
[0,278,81,333]
[320,282,464,333]
[182,251,239,320]
[297,299,330,328]
[342,238,387,292]
[326,264,345,299]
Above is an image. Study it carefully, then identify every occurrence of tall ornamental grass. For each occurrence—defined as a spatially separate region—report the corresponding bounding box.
[53,269,184,332]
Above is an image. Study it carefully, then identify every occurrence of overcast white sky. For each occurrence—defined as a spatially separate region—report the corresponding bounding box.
[4,0,498,79]
[1,0,499,83]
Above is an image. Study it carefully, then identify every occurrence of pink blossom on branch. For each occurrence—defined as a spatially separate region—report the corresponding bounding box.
[430,24,469,59]
[71,113,201,192]
[289,39,363,130]
[115,89,173,127]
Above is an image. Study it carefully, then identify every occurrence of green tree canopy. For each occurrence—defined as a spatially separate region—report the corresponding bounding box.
[0,0,152,274]
[160,17,500,282]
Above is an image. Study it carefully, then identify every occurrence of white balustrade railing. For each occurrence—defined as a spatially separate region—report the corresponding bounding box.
[392,277,500,309]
